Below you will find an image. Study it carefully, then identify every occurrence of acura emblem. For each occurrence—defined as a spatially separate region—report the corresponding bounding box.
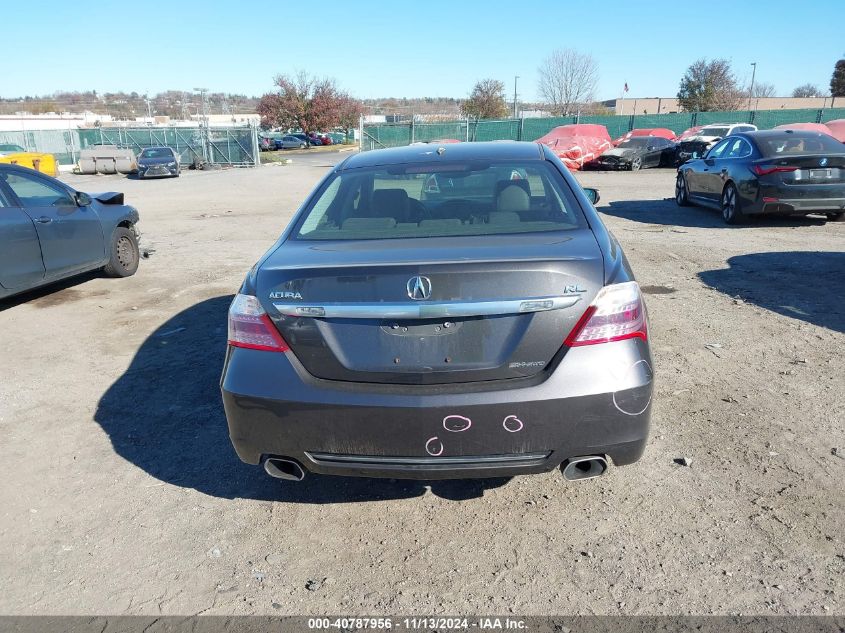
[407,276,432,300]
[820,157,828,167]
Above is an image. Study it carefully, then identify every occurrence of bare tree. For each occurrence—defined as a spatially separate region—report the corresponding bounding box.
[677,58,743,111]
[460,79,509,120]
[748,82,776,98]
[791,83,823,98]
[537,49,599,116]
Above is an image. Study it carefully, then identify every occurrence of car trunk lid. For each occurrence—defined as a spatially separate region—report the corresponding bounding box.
[256,231,604,384]
[754,155,845,184]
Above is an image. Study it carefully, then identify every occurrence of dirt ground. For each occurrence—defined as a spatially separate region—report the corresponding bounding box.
[0,155,842,616]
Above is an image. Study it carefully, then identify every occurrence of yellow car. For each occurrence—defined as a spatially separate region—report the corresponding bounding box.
[0,143,58,177]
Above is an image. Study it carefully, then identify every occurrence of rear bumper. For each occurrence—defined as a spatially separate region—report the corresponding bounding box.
[760,197,845,215]
[220,339,654,479]
[755,182,845,215]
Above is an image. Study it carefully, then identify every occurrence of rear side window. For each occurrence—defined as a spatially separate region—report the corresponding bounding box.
[757,134,845,157]
[293,161,585,240]
[707,139,731,159]
[725,138,752,158]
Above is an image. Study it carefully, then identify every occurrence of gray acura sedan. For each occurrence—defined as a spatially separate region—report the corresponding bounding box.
[221,142,653,482]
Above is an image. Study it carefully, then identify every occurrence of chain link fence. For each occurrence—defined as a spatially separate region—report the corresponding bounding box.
[362,108,845,151]
[0,126,260,167]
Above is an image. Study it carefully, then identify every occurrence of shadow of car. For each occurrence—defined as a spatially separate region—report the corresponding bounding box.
[600,198,828,230]
[93,295,510,502]
[698,252,845,333]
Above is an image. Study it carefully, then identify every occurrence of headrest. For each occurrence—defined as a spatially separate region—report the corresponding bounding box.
[496,184,530,213]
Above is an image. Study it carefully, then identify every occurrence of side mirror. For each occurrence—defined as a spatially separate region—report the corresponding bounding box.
[75,192,92,206]
[583,188,600,205]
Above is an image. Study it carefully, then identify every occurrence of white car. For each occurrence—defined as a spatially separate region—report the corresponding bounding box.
[676,123,758,163]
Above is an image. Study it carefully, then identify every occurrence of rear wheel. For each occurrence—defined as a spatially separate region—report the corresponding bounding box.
[630,157,642,171]
[104,227,140,278]
[675,173,690,206]
[721,183,745,225]
[827,212,844,222]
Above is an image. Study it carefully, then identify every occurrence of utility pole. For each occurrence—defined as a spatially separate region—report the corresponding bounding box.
[194,87,209,162]
[194,87,209,126]
[748,62,757,111]
[513,76,519,119]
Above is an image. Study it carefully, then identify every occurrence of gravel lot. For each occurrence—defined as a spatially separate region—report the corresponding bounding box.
[0,155,842,616]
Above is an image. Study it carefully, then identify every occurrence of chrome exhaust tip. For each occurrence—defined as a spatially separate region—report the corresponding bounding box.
[561,455,608,481]
[264,457,306,481]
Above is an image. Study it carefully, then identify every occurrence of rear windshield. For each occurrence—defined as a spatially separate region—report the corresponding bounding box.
[293,160,585,240]
[757,133,845,157]
[700,127,729,137]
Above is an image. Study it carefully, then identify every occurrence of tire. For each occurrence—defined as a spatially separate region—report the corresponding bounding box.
[675,173,690,206]
[721,183,745,225]
[630,157,642,171]
[827,212,844,222]
[104,227,140,278]
[300,143,306,149]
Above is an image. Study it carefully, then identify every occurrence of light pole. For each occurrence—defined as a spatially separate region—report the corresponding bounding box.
[748,62,757,111]
[513,76,519,119]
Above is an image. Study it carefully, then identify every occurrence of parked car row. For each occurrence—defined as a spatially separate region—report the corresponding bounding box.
[259,131,345,151]
[4,129,842,484]
[538,121,845,173]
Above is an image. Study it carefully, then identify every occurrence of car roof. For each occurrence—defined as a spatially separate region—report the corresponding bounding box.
[740,129,832,140]
[339,141,544,170]
[620,135,664,141]
[141,146,173,151]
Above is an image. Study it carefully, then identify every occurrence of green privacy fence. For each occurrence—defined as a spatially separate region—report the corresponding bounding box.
[79,127,259,166]
[0,129,80,165]
[0,126,259,166]
[362,108,845,151]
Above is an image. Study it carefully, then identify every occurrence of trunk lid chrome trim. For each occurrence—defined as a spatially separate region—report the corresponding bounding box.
[272,295,582,319]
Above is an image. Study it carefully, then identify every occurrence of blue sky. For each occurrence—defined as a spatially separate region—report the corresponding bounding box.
[3,0,843,101]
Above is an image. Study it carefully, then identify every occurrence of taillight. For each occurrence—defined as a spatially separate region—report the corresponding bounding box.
[752,164,799,176]
[564,281,647,347]
[227,294,289,352]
